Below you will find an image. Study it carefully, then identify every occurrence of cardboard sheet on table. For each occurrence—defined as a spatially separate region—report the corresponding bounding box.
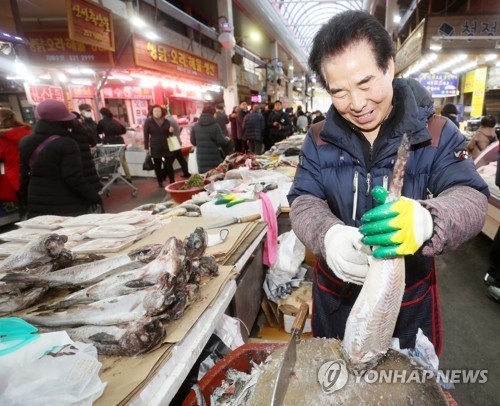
[94,265,235,405]
[123,216,259,262]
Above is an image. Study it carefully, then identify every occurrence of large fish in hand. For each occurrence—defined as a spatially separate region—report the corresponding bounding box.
[342,134,410,371]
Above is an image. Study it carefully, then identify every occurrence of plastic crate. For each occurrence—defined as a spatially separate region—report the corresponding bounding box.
[182,343,283,406]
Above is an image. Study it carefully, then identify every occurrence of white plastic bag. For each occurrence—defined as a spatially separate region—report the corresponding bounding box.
[188,147,198,174]
[263,231,306,303]
[214,314,245,351]
[0,331,106,405]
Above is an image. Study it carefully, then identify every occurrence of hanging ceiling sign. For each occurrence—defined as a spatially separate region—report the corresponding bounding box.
[395,20,424,74]
[418,72,459,98]
[132,35,219,84]
[24,30,113,67]
[425,15,499,50]
[68,85,95,98]
[24,83,64,104]
[67,0,115,52]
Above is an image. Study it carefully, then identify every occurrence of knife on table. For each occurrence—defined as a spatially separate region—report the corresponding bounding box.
[270,302,309,406]
[205,214,261,229]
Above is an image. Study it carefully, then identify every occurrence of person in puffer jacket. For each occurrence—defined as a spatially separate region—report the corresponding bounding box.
[19,100,102,218]
[242,104,265,154]
[190,105,230,174]
[288,11,489,355]
[0,108,31,202]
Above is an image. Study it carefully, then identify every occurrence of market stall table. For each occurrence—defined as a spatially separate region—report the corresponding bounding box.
[92,217,268,405]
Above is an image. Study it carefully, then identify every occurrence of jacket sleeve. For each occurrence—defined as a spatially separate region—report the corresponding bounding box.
[190,126,197,146]
[288,129,327,205]
[420,120,489,255]
[420,186,487,256]
[61,139,101,204]
[214,124,227,146]
[290,194,343,258]
[143,121,150,150]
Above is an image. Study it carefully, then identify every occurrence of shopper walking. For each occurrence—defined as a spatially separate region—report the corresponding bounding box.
[18,99,102,218]
[190,105,230,174]
[0,108,31,202]
[267,100,292,147]
[468,115,497,159]
[288,10,488,354]
[242,104,265,154]
[97,107,132,183]
[78,103,101,144]
[162,107,190,185]
[235,101,248,153]
[144,105,173,187]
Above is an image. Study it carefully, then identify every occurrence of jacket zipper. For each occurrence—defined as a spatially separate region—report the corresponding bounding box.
[365,172,371,196]
[352,171,359,220]
[383,175,389,191]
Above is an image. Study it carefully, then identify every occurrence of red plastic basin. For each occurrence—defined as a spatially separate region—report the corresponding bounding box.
[182,342,284,405]
[165,179,211,204]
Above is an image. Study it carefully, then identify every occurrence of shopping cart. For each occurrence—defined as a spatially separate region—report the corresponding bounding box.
[93,145,138,197]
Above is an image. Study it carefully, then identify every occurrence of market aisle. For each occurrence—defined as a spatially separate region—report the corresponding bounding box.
[100,175,175,213]
[437,233,500,405]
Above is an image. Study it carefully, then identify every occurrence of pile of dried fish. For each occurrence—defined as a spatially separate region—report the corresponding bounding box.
[134,198,211,219]
[0,227,219,356]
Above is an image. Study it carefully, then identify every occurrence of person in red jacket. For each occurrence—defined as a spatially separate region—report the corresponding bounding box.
[0,108,31,202]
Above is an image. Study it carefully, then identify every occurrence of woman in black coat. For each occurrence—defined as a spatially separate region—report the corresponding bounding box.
[190,105,230,174]
[96,107,132,183]
[144,105,190,188]
[18,99,102,218]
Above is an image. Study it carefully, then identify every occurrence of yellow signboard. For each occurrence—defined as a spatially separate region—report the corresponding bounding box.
[471,67,487,117]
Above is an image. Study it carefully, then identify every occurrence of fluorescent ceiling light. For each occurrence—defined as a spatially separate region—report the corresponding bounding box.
[430,41,442,51]
[393,15,401,24]
[131,16,146,28]
[145,31,159,41]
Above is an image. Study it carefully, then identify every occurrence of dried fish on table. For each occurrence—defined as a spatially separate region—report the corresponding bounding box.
[39,237,185,309]
[23,286,175,327]
[59,317,165,356]
[1,254,135,289]
[128,244,163,263]
[183,227,207,258]
[0,287,49,316]
[0,234,68,273]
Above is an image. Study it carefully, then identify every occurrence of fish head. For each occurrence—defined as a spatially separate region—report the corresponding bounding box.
[119,318,165,356]
[43,234,69,258]
[198,255,219,276]
[183,227,208,258]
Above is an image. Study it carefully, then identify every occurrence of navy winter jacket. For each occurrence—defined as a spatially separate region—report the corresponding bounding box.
[242,111,265,141]
[288,78,488,350]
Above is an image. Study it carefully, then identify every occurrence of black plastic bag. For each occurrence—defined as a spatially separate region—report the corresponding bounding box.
[143,154,154,171]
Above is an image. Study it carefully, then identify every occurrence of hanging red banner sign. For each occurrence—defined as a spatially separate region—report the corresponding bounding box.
[101,86,154,100]
[24,84,64,104]
[67,0,115,51]
[132,35,219,84]
[24,30,113,67]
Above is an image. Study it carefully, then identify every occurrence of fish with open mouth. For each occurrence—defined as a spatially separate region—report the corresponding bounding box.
[59,317,166,356]
[183,227,207,258]
[0,234,68,273]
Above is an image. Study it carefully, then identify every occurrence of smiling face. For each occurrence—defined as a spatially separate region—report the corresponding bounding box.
[323,40,395,140]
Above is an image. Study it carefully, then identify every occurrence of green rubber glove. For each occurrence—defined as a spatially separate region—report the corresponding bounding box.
[359,186,434,259]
